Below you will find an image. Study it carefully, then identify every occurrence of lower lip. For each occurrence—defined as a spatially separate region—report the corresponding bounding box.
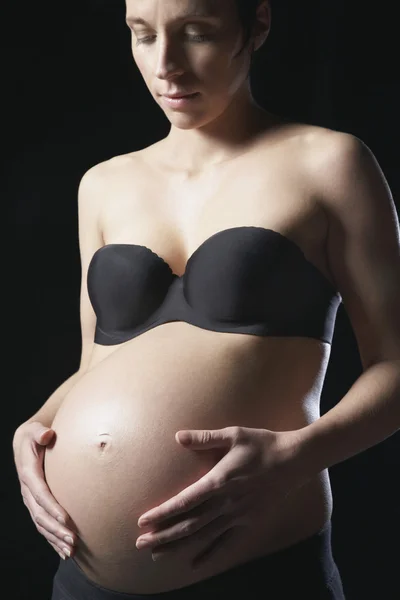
[162,93,200,109]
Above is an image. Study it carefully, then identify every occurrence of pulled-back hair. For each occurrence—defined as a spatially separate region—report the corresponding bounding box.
[234,0,263,58]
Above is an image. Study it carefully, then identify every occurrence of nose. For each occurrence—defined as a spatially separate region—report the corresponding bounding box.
[154,37,185,80]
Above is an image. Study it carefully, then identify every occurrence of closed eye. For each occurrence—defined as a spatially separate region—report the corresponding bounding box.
[135,33,213,46]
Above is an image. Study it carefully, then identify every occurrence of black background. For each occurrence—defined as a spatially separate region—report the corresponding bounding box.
[6,0,400,598]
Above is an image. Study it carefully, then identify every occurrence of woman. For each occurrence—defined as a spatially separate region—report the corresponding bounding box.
[13,0,400,598]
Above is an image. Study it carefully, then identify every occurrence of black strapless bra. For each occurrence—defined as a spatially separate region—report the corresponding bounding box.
[87,226,342,346]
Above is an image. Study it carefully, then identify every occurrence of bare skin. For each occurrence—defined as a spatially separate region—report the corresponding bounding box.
[43,120,340,593]
[15,0,399,594]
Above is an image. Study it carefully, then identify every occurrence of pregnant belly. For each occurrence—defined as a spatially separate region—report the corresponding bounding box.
[44,325,332,594]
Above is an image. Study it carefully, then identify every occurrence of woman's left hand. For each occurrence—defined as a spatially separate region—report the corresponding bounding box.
[135,426,308,570]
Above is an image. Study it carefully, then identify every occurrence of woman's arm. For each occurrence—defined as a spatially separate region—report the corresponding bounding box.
[12,161,106,560]
[14,162,105,436]
[295,131,400,474]
[14,370,88,434]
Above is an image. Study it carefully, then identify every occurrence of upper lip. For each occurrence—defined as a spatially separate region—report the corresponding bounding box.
[163,91,197,98]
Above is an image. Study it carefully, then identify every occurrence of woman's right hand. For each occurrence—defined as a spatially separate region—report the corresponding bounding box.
[13,421,77,560]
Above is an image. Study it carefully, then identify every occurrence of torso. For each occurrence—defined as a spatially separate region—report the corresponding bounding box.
[44,118,340,593]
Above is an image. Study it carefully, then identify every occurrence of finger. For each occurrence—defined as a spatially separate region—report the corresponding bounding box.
[176,427,241,449]
[48,541,67,560]
[21,464,72,528]
[152,515,233,561]
[19,429,71,527]
[37,524,73,558]
[32,424,55,446]
[36,522,75,557]
[138,473,221,527]
[22,484,77,545]
[23,495,74,557]
[137,497,220,549]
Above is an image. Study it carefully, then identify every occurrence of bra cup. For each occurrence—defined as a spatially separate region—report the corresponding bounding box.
[86,227,341,345]
[183,228,294,323]
[88,245,174,331]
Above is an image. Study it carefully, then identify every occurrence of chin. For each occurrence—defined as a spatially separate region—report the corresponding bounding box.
[168,119,204,130]
[162,111,206,129]
[166,107,225,131]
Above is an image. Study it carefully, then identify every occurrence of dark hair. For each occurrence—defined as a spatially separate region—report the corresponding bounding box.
[234,0,263,59]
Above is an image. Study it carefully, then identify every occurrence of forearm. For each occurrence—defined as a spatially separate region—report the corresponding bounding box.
[294,359,400,477]
[14,369,86,434]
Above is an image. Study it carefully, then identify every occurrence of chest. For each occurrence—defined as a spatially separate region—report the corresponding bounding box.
[100,158,332,287]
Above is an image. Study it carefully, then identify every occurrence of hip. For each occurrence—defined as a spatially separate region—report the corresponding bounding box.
[56,471,333,594]
[52,519,345,599]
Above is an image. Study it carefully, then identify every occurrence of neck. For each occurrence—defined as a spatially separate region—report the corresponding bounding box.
[161,85,276,176]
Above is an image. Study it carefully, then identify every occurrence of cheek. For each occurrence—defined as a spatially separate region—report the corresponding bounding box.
[132,53,152,89]
[130,43,249,100]
[200,53,249,96]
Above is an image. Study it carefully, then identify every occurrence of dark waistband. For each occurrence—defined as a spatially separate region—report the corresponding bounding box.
[53,520,334,599]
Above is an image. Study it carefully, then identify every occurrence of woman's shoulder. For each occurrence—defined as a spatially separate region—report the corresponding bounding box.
[280,123,388,233]
[266,119,363,156]
[270,120,370,185]
[88,147,150,177]
[76,148,154,223]
[292,124,373,187]
[91,135,167,173]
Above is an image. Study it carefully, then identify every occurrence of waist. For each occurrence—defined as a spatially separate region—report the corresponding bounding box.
[86,320,330,409]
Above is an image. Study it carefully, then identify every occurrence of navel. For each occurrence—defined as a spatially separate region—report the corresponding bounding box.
[97,433,112,450]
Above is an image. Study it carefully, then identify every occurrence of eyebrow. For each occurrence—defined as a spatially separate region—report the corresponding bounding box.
[126,12,218,26]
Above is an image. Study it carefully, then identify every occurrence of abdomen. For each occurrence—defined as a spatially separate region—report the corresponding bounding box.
[44,323,332,593]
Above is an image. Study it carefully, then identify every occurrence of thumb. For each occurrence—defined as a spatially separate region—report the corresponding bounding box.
[32,423,55,445]
[176,428,234,449]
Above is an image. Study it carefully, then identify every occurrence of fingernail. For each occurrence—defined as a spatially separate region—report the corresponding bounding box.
[64,536,74,546]
[138,519,149,527]
[63,547,71,558]
[57,516,66,525]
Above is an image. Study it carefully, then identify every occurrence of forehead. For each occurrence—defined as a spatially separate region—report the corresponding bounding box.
[125,0,232,20]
